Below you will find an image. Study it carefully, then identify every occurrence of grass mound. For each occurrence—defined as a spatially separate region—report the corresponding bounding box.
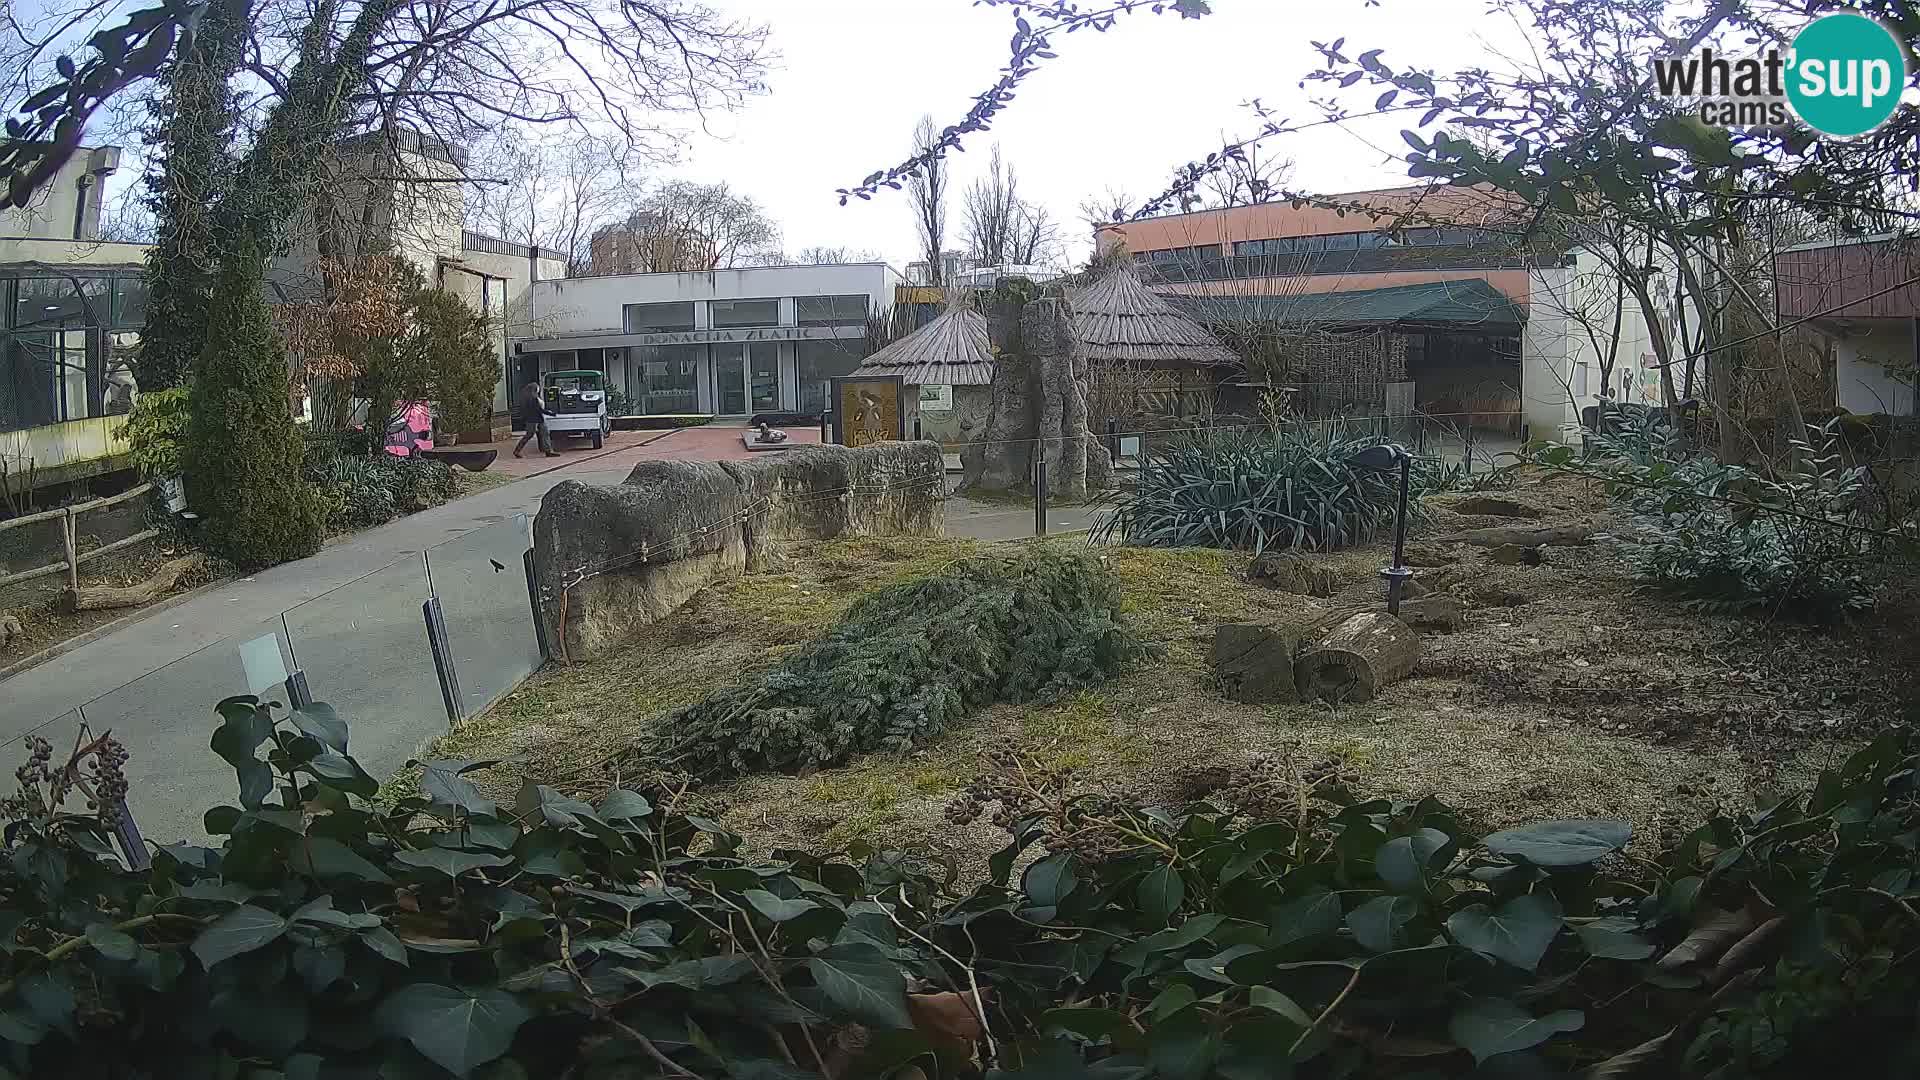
[648,548,1148,779]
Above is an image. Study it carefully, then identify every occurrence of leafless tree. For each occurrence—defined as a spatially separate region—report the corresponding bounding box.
[466,132,638,274]
[795,245,879,264]
[905,115,948,284]
[962,143,1059,266]
[593,179,781,272]
[1201,139,1292,208]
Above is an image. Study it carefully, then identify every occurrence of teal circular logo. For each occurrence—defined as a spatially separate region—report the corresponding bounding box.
[1786,14,1907,137]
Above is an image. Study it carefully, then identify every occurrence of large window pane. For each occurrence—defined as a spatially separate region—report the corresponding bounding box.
[748,342,779,413]
[624,301,695,333]
[710,298,780,328]
[631,344,700,414]
[715,347,745,414]
[797,340,863,415]
[795,294,869,326]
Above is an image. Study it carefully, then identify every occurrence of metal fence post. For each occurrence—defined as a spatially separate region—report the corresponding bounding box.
[423,596,463,724]
[913,414,923,441]
[1034,448,1049,537]
[284,669,315,710]
[1106,418,1118,460]
[61,509,76,592]
[523,548,549,661]
[111,803,149,872]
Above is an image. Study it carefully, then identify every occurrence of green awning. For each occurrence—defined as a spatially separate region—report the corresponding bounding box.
[1167,279,1525,331]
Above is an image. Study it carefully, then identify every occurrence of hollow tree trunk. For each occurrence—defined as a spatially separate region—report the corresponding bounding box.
[1293,611,1421,704]
[65,554,205,612]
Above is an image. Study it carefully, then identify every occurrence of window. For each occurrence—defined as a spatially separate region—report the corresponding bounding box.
[710,298,780,328]
[797,340,863,415]
[795,294,869,326]
[628,344,700,414]
[1323,233,1359,251]
[624,301,695,333]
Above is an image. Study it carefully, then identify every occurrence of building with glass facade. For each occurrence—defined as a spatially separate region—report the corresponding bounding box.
[514,263,905,417]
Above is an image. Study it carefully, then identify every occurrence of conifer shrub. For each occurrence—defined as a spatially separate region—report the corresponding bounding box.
[653,548,1148,778]
[184,267,328,568]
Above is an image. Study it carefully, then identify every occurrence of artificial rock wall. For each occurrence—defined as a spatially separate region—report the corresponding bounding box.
[533,441,945,661]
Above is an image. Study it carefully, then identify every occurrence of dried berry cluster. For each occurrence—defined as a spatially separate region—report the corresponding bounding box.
[945,748,1136,861]
[1,732,132,829]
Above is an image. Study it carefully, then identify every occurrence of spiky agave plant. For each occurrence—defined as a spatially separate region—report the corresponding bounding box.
[1091,421,1437,553]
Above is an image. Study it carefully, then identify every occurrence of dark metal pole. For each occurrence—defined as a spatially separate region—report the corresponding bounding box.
[523,548,549,662]
[913,413,923,441]
[284,669,315,710]
[1384,453,1413,615]
[1034,449,1048,537]
[1106,417,1118,460]
[423,596,463,724]
[820,409,831,445]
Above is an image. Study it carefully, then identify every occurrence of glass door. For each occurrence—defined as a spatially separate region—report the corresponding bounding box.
[748,342,780,414]
[714,345,746,415]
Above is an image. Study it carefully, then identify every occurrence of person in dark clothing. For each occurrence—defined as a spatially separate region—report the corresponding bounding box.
[513,380,560,458]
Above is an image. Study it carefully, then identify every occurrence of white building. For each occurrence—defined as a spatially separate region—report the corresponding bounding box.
[515,263,906,416]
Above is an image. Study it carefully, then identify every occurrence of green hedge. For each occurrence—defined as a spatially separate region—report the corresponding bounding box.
[653,549,1150,779]
[0,698,1915,1078]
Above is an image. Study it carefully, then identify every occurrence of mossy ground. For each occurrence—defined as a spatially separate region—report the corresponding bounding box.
[416,473,1916,874]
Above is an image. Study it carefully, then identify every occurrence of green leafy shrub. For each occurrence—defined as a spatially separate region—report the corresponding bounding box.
[306,451,460,531]
[184,267,328,568]
[120,387,192,478]
[1093,423,1438,553]
[654,549,1149,778]
[3,699,1917,1078]
[1564,420,1876,621]
[414,288,499,435]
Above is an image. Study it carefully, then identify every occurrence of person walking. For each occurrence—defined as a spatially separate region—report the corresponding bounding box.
[513,379,560,458]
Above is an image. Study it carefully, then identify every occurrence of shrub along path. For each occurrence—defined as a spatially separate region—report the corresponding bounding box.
[427,469,1919,879]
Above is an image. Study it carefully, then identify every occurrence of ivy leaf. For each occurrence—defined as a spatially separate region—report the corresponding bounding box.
[1023,853,1078,908]
[617,954,756,991]
[1483,820,1630,868]
[289,704,348,753]
[1137,864,1184,922]
[394,848,512,879]
[193,905,289,970]
[596,788,653,821]
[420,761,497,817]
[742,890,820,923]
[1270,890,1343,948]
[377,983,533,1077]
[1248,986,1313,1028]
[1375,828,1452,892]
[1346,894,1419,952]
[85,923,138,961]
[1448,997,1584,1063]
[807,943,913,1029]
[1446,894,1564,971]
[1577,917,1656,960]
[360,927,409,967]
[1148,1006,1217,1080]
[288,838,393,883]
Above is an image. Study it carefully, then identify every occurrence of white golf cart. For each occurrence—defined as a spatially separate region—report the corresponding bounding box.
[543,369,612,449]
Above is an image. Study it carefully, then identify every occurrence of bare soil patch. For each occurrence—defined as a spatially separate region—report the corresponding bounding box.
[424,469,1917,875]
[0,536,222,673]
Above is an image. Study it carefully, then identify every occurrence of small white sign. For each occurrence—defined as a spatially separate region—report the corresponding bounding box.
[239,633,288,696]
[918,384,954,412]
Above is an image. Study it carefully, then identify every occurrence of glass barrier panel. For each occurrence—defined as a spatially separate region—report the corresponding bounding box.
[73,617,294,845]
[283,555,440,789]
[424,514,542,719]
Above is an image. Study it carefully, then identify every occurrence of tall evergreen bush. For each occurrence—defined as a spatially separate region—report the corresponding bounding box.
[184,265,327,568]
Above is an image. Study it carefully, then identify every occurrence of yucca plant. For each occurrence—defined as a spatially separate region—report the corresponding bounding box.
[1092,422,1439,553]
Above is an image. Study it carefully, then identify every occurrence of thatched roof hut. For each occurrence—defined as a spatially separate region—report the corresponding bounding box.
[1070,261,1240,368]
[855,304,994,385]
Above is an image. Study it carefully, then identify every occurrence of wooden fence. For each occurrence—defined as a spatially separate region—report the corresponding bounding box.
[0,484,157,591]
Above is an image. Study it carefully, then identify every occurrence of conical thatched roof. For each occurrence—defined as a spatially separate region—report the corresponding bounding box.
[856,304,994,385]
[1070,261,1240,367]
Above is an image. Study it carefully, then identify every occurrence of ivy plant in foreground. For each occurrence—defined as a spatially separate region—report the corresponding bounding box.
[0,700,1916,1077]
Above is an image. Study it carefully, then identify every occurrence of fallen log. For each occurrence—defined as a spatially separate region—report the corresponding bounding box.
[1246,552,1334,597]
[1437,523,1596,548]
[65,554,204,612]
[1210,622,1303,704]
[1293,611,1420,704]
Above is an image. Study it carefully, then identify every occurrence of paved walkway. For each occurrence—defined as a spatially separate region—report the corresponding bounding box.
[0,424,1078,846]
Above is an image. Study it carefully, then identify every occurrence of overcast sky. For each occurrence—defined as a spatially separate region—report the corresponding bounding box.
[658,0,1523,268]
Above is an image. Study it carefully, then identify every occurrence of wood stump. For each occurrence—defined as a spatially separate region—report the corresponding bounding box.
[1399,595,1468,632]
[1247,552,1334,597]
[64,554,205,612]
[1210,622,1301,704]
[1293,612,1420,704]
